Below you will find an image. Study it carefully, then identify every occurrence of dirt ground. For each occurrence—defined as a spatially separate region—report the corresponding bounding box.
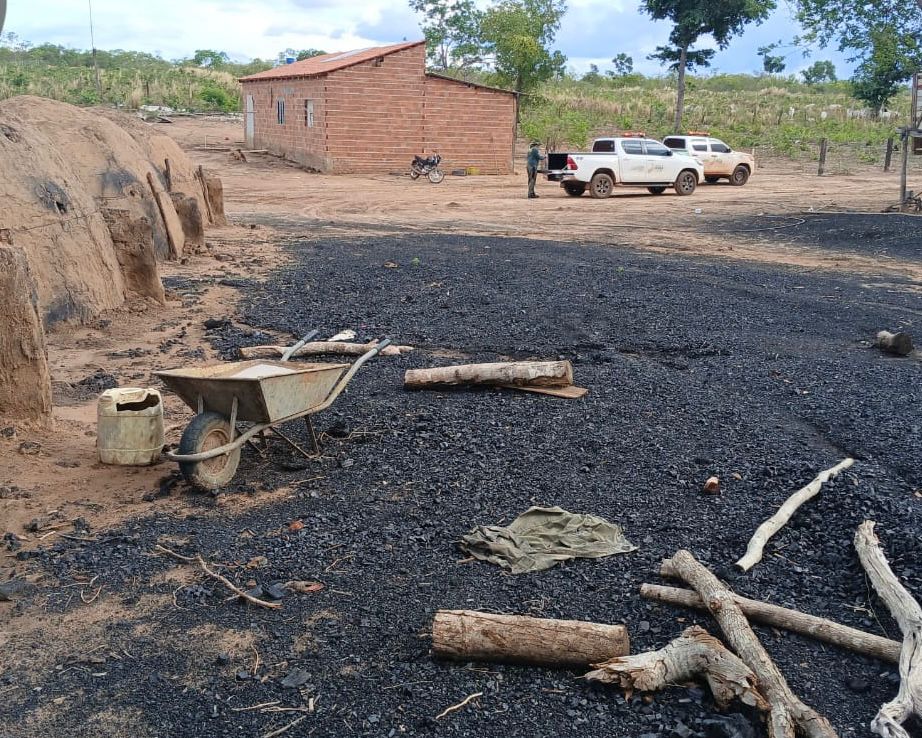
[2,112,919,556]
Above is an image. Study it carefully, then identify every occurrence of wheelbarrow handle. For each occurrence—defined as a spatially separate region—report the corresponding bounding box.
[281,329,320,361]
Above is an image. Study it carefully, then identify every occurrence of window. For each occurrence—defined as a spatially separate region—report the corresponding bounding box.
[645,141,671,157]
[592,139,615,153]
[710,141,730,153]
[621,140,643,155]
[692,142,708,152]
[305,99,315,127]
[276,99,285,125]
[663,137,684,149]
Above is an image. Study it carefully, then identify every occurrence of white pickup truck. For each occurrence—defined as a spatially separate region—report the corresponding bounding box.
[545,136,704,198]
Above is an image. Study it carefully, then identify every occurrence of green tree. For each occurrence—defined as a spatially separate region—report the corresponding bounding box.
[758,43,786,73]
[581,63,601,83]
[296,49,327,60]
[851,26,918,113]
[479,0,567,95]
[191,50,230,69]
[642,0,776,132]
[801,59,836,84]
[610,53,634,76]
[410,0,483,69]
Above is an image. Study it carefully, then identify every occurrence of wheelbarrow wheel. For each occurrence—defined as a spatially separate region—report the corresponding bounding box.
[178,412,241,490]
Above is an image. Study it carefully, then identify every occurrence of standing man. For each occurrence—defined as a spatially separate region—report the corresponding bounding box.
[526,141,544,199]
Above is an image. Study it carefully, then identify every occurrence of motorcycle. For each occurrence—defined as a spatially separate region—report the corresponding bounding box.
[410,153,444,184]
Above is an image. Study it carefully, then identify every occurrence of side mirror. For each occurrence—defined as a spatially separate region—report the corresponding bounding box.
[666,149,673,156]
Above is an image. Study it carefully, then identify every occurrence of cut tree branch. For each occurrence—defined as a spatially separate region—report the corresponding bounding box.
[585,625,769,712]
[736,458,854,571]
[854,521,922,738]
[664,550,838,738]
[405,361,573,390]
[240,341,412,359]
[642,583,900,664]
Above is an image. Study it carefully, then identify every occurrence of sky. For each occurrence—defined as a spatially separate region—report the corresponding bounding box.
[2,0,854,78]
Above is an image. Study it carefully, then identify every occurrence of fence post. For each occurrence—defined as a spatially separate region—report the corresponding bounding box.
[884,137,894,172]
[818,138,828,176]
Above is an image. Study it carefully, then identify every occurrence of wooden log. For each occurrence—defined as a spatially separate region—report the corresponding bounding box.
[239,341,413,359]
[585,625,768,712]
[146,171,183,260]
[665,551,838,738]
[204,173,228,226]
[875,330,913,356]
[194,165,215,225]
[642,582,900,664]
[164,158,173,192]
[854,521,922,738]
[736,458,855,571]
[431,610,629,668]
[405,361,573,390]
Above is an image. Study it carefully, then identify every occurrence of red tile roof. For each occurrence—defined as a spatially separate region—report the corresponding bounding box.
[239,41,425,82]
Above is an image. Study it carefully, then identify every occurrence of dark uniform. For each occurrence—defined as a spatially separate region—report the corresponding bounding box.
[526,142,544,198]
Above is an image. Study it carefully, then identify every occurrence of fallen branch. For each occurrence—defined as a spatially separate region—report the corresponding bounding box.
[855,521,922,738]
[240,341,412,359]
[260,715,306,738]
[435,692,483,720]
[432,610,629,668]
[585,625,768,712]
[405,361,572,390]
[665,550,837,738]
[642,583,900,664]
[736,458,854,572]
[154,545,281,610]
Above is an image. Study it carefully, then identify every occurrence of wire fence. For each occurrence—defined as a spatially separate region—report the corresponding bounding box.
[752,139,922,176]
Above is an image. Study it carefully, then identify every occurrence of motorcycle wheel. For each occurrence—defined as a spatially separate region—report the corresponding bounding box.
[428,169,445,184]
[409,169,420,180]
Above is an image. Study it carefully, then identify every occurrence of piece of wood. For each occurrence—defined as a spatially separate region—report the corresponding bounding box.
[405,361,573,390]
[239,341,413,359]
[875,330,914,356]
[642,582,901,664]
[736,458,855,571]
[203,174,228,226]
[854,521,922,738]
[146,171,184,260]
[164,158,173,191]
[194,165,215,225]
[431,609,629,668]
[664,550,838,738]
[585,625,768,712]
[503,384,589,399]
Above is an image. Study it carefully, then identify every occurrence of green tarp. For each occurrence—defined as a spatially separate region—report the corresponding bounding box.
[460,506,637,574]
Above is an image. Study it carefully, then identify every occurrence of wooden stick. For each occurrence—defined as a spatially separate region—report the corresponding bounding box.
[261,715,306,738]
[642,582,900,664]
[240,341,413,359]
[154,545,281,610]
[585,625,768,712]
[665,550,838,738]
[435,692,483,720]
[432,610,629,668]
[854,521,922,738]
[146,171,180,259]
[405,361,573,390]
[736,458,854,571]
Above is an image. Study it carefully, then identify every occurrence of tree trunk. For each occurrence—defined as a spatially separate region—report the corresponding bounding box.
[404,361,573,390]
[854,521,922,738]
[239,341,412,359]
[664,551,838,738]
[674,45,688,134]
[736,458,855,571]
[432,610,629,668]
[585,625,768,712]
[642,583,901,664]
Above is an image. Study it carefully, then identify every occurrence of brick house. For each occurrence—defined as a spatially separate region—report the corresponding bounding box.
[239,41,517,174]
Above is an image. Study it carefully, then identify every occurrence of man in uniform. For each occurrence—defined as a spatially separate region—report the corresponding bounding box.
[526,141,544,198]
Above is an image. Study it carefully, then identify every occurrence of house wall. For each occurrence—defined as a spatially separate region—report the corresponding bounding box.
[241,45,516,174]
[422,76,515,175]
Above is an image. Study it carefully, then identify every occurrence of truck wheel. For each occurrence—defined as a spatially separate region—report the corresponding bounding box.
[178,411,241,491]
[730,165,750,186]
[674,170,697,196]
[704,176,720,184]
[647,186,667,195]
[564,182,586,197]
[589,173,613,199]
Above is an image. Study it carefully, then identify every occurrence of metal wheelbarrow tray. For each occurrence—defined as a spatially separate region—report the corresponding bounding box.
[154,337,390,490]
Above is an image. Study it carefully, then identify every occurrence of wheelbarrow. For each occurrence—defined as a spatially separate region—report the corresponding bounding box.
[154,332,392,490]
